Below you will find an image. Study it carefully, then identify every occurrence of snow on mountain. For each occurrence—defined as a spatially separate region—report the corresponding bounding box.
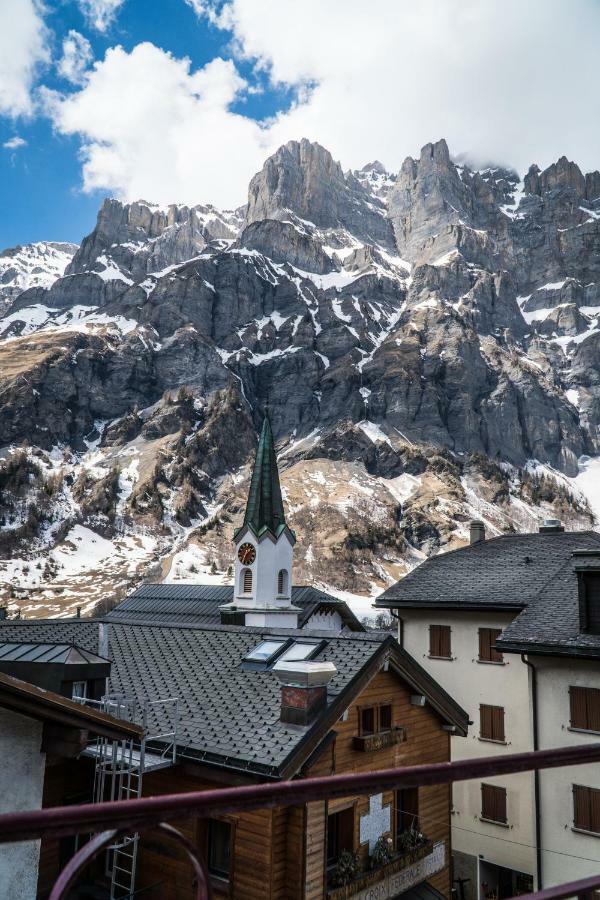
[2,138,600,621]
[0,241,77,313]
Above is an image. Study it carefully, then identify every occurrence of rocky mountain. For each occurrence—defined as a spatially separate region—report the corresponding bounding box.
[0,241,77,314]
[1,137,599,619]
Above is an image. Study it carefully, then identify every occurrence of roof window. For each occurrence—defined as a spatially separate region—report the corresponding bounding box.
[244,640,288,663]
[277,640,323,663]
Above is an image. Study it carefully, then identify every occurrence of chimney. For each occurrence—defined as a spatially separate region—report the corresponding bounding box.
[539,518,564,534]
[273,661,337,726]
[470,520,486,545]
[76,606,81,618]
[0,607,7,620]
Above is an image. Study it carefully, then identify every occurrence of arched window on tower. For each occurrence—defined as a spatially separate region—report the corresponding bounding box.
[277,569,288,596]
[242,568,252,594]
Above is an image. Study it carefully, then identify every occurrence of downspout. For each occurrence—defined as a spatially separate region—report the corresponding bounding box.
[522,654,542,889]
[390,610,403,646]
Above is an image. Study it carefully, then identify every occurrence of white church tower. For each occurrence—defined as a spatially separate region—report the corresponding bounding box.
[220,412,299,628]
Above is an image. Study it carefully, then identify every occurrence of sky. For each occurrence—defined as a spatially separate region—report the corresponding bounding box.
[1,0,600,249]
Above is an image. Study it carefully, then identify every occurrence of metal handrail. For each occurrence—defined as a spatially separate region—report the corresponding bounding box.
[1,742,600,899]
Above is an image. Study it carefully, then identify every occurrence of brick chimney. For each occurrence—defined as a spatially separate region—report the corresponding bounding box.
[273,661,337,726]
[470,520,486,545]
[539,518,564,533]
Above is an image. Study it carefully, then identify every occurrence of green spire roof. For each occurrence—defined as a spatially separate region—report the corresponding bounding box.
[243,413,287,536]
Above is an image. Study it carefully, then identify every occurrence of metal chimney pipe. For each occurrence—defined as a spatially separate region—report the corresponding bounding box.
[470,520,486,545]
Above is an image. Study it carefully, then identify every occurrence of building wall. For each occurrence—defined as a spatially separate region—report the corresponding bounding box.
[304,667,453,899]
[0,708,45,900]
[399,609,537,891]
[534,655,600,886]
[136,665,454,900]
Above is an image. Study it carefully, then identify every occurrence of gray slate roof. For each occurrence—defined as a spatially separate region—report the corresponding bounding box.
[0,642,107,664]
[376,530,600,610]
[0,618,467,778]
[105,584,365,631]
[498,549,600,658]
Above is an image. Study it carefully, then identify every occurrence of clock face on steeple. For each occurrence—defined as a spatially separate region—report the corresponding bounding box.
[238,542,256,565]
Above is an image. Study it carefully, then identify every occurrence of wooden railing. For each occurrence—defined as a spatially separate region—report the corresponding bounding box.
[1,743,600,899]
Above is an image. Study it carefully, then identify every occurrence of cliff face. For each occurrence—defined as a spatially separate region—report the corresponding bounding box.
[1,138,599,617]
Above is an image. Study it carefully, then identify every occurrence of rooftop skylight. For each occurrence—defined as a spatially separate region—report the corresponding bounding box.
[244,640,287,663]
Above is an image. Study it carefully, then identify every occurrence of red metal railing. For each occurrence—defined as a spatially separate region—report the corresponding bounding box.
[1,743,599,899]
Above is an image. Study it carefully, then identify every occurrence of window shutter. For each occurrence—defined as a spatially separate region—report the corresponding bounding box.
[570,686,588,729]
[592,788,600,833]
[430,625,451,658]
[440,626,451,658]
[481,783,493,819]
[243,569,252,593]
[495,786,507,824]
[479,628,503,662]
[588,689,600,733]
[480,704,492,739]
[479,629,490,660]
[482,783,507,823]
[574,785,590,830]
[493,706,505,742]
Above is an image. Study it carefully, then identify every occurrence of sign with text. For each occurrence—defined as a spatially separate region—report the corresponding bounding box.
[351,841,445,900]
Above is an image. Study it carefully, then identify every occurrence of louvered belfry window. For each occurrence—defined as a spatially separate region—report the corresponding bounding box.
[429,625,451,658]
[481,783,507,823]
[480,704,505,742]
[277,569,288,595]
[573,785,600,833]
[242,568,252,593]
[570,686,600,732]
[478,628,504,662]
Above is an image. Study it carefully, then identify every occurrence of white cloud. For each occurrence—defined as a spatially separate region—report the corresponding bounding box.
[58,30,94,86]
[0,0,49,117]
[3,136,27,150]
[211,0,600,178]
[43,43,270,207]
[43,0,600,208]
[78,0,125,32]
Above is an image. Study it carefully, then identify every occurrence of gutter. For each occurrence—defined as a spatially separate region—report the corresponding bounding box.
[521,654,542,889]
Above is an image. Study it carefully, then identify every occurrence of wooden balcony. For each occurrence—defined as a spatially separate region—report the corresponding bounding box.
[327,839,445,900]
[352,726,407,752]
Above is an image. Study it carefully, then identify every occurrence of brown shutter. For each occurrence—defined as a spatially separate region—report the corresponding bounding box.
[574,785,590,830]
[588,689,600,732]
[481,783,492,819]
[429,625,439,657]
[479,628,503,662]
[570,687,588,729]
[480,705,492,739]
[591,788,600,833]
[495,786,507,823]
[482,783,507,823]
[479,629,491,661]
[489,629,503,662]
[440,626,451,658]
[493,706,505,742]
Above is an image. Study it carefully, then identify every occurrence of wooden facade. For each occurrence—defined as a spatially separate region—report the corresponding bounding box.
[125,667,454,900]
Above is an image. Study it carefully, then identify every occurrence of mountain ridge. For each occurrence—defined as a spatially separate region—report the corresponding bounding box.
[1,137,599,619]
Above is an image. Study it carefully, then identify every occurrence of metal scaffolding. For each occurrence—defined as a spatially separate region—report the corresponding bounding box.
[80,693,179,899]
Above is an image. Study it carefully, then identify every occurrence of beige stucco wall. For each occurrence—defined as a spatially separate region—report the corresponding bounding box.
[534,655,600,886]
[400,609,537,886]
[0,707,46,900]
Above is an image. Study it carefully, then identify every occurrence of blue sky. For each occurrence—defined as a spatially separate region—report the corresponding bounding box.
[2,0,599,251]
[0,0,291,248]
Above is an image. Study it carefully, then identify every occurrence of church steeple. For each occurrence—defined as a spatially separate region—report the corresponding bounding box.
[222,410,299,629]
[243,412,287,537]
